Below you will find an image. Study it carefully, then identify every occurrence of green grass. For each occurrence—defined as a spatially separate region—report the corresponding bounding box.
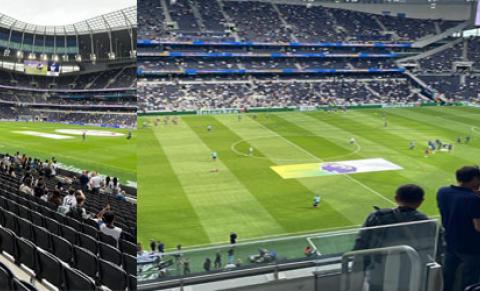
[138,106,480,251]
[0,121,137,183]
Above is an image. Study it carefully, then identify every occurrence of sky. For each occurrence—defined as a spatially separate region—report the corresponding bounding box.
[0,0,136,26]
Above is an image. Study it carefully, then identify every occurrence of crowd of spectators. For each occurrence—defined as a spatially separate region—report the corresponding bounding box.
[0,67,136,90]
[138,0,461,42]
[138,76,422,112]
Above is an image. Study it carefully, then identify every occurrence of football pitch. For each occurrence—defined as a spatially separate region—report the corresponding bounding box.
[138,106,480,250]
[0,121,137,183]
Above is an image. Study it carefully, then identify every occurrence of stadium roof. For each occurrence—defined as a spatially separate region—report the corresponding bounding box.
[0,6,136,36]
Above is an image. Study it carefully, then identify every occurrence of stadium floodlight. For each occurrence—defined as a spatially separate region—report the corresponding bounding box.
[52,54,60,62]
[3,49,10,57]
[16,51,24,59]
[108,52,116,60]
[40,53,48,61]
[75,54,82,62]
[28,53,36,60]
[62,54,69,62]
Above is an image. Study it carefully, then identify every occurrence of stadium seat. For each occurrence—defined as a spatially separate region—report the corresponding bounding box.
[72,246,98,279]
[128,275,136,291]
[0,226,17,257]
[98,258,127,290]
[63,266,96,291]
[16,237,36,272]
[36,248,63,287]
[30,211,45,228]
[64,216,82,230]
[4,210,19,233]
[17,205,32,222]
[60,225,78,245]
[52,234,73,264]
[78,232,98,254]
[0,261,14,290]
[17,217,34,241]
[31,225,52,252]
[45,217,61,236]
[11,278,38,291]
[123,253,136,275]
[99,232,118,247]
[120,239,136,256]
[99,242,122,265]
[121,231,135,244]
[82,224,98,238]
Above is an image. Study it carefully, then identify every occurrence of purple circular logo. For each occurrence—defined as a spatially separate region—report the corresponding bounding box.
[321,163,357,174]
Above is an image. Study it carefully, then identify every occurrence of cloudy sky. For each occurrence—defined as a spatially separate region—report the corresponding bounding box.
[0,0,136,25]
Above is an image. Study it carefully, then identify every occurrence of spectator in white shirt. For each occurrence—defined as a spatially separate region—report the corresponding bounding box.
[19,177,34,195]
[89,172,103,194]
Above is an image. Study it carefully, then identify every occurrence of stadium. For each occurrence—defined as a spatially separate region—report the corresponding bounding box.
[0,2,137,291]
[137,0,480,290]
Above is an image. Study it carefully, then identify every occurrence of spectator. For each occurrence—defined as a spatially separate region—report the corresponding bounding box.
[48,190,62,209]
[79,171,89,192]
[437,166,480,291]
[19,177,33,195]
[89,172,103,194]
[203,258,211,272]
[96,209,123,242]
[230,232,237,244]
[304,245,314,257]
[214,252,222,270]
[60,188,77,212]
[67,190,91,220]
[353,184,430,291]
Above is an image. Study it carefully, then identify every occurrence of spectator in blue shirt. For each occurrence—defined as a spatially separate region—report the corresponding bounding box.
[437,166,480,291]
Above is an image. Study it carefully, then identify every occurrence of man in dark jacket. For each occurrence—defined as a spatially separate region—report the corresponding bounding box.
[353,184,434,291]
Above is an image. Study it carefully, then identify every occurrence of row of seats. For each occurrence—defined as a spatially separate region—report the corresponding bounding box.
[0,226,136,290]
[0,172,137,290]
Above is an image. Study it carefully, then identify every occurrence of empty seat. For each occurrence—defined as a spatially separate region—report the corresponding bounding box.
[99,242,122,265]
[52,235,73,264]
[32,225,52,252]
[120,239,137,256]
[121,231,135,243]
[17,217,33,241]
[64,266,96,291]
[16,237,36,272]
[4,210,19,233]
[45,217,60,235]
[98,259,127,291]
[17,205,32,222]
[64,216,82,231]
[128,275,136,291]
[36,249,63,287]
[30,211,45,228]
[78,232,98,254]
[73,246,98,279]
[0,226,17,257]
[82,224,98,238]
[123,253,136,275]
[60,225,78,245]
[0,261,13,290]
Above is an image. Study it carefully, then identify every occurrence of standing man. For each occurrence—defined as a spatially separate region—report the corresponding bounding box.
[437,166,480,291]
[353,184,431,291]
[230,232,237,244]
[82,131,86,142]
